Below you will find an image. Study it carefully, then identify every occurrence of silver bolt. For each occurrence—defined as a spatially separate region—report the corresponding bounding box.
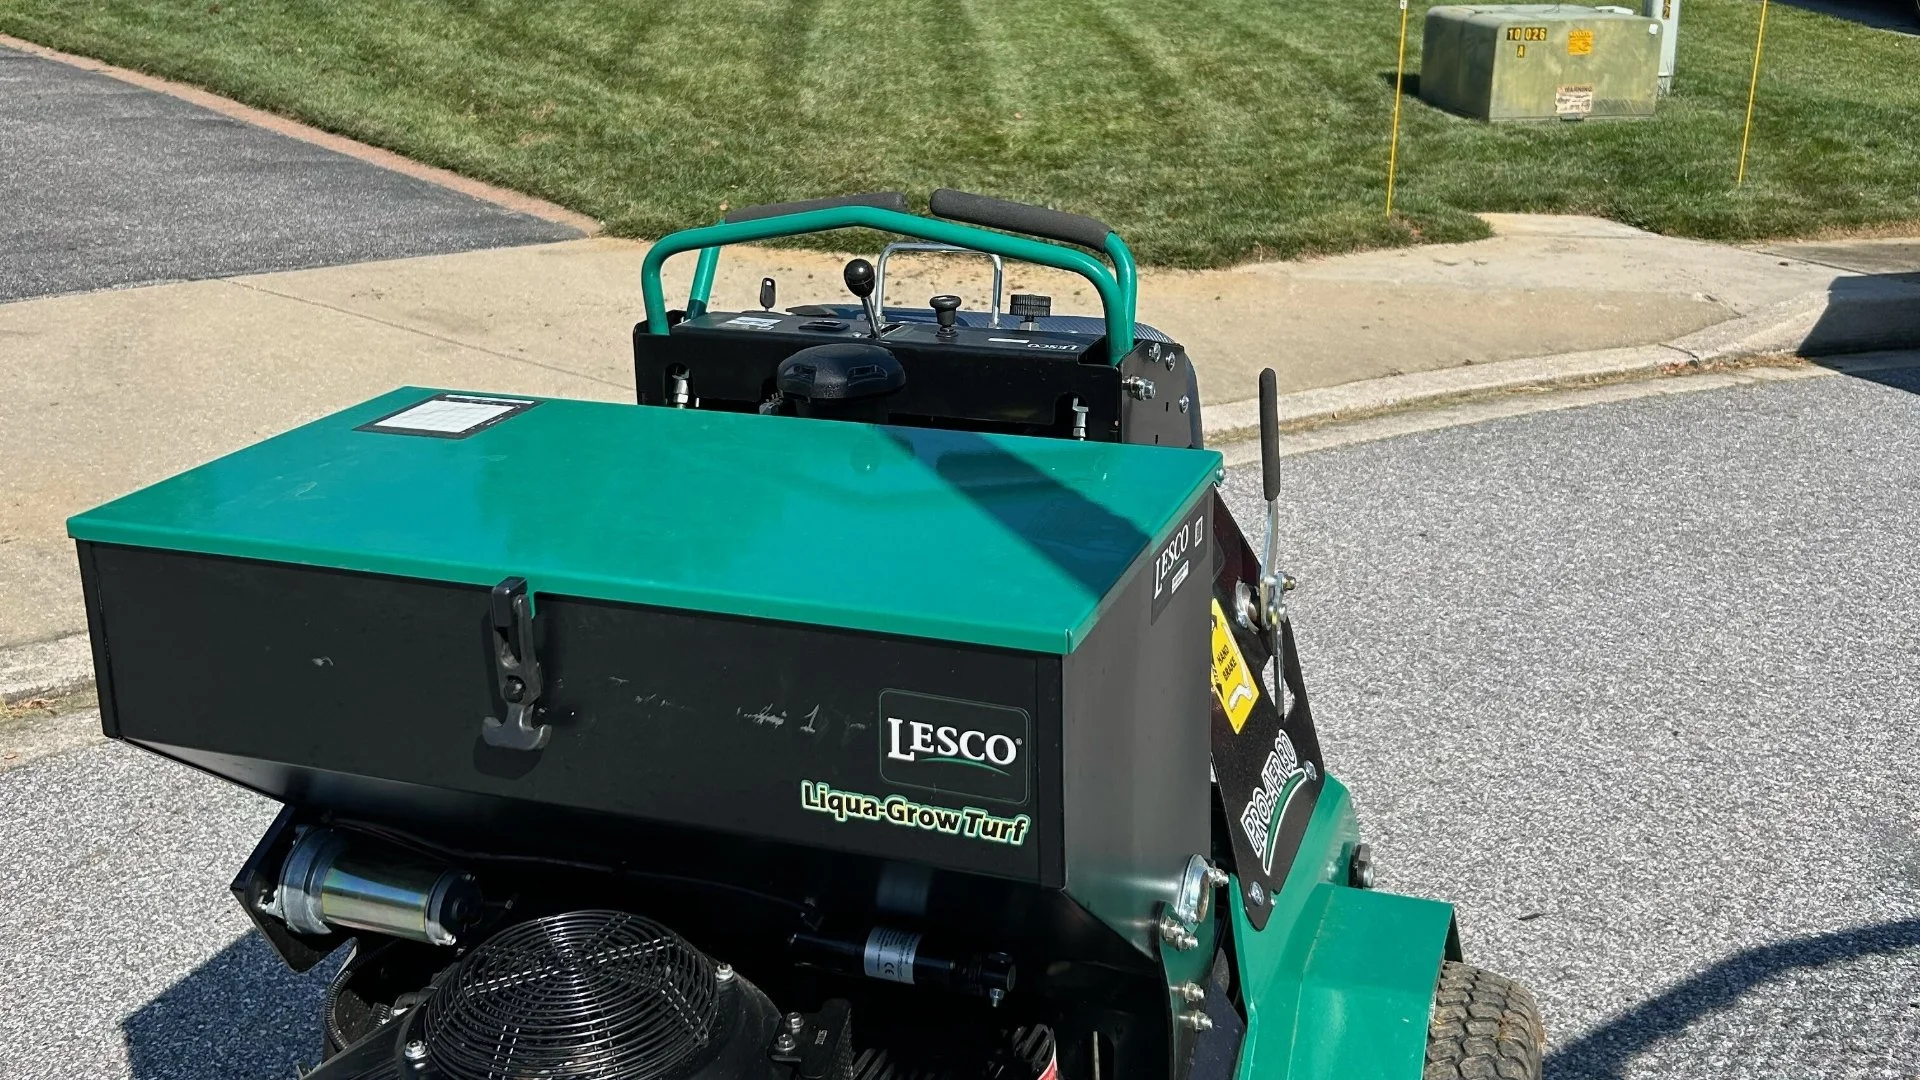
[785,1013,806,1034]
[1158,917,1199,951]
[715,962,735,983]
[1204,866,1230,889]
[1179,1011,1214,1032]
[1165,350,1177,371]
[403,1040,428,1062]
[774,1032,798,1053]
[1248,881,1267,906]
[1178,394,1191,413]
[1174,982,1206,1004]
[1123,376,1157,401]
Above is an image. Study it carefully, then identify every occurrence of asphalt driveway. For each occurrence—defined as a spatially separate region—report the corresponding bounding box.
[0,44,577,303]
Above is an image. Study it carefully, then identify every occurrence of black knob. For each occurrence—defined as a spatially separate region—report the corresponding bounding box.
[930,294,961,335]
[759,277,777,311]
[1009,293,1052,323]
[843,259,876,300]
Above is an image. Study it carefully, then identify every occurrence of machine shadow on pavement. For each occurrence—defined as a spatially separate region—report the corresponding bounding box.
[1808,274,1920,392]
[121,933,338,1080]
[1543,917,1920,1079]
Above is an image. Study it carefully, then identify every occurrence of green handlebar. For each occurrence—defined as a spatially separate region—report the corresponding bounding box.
[640,205,1137,363]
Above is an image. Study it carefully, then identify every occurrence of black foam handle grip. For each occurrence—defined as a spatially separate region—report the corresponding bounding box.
[1259,368,1281,503]
[723,191,910,224]
[927,188,1113,250]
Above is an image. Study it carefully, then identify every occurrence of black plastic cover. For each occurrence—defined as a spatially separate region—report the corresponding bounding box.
[776,343,906,402]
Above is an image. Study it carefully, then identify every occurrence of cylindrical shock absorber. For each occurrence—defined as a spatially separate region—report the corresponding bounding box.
[266,828,482,947]
[789,925,1016,1005]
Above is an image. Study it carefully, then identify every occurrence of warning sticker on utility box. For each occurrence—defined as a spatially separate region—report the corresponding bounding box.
[1568,28,1595,55]
[1210,599,1259,733]
[1556,85,1595,117]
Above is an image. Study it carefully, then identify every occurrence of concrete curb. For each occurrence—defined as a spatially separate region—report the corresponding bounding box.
[1202,281,1920,441]
[0,33,601,236]
[0,633,94,704]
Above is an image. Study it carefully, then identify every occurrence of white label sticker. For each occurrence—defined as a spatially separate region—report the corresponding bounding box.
[723,315,782,330]
[1556,84,1595,116]
[862,927,922,984]
[369,395,531,435]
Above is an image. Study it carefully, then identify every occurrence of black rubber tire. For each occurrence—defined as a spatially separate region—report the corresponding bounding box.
[1423,961,1546,1080]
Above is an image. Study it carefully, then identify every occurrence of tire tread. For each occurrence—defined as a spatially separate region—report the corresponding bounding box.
[1422,961,1545,1080]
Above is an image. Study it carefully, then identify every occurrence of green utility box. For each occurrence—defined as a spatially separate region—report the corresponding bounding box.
[1421,5,1662,121]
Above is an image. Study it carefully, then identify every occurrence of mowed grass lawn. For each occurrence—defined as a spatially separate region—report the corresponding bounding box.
[3,0,1915,266]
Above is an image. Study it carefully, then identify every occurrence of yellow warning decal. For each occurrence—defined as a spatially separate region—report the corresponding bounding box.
[1568,28,1595,55]
[1210,599,1260,734]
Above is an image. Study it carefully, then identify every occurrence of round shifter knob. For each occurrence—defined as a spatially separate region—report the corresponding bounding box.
[843,259,876,300]
[930,294,961,336]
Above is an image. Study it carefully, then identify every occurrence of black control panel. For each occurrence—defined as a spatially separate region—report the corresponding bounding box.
[633,259,1201,448]
[689,310,1094,355]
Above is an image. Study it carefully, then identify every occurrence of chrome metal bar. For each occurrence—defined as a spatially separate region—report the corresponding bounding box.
[874,242,1005,328]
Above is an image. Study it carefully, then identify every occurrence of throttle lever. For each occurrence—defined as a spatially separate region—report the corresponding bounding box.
[1256,369,1286,663]
[843,259,881,340]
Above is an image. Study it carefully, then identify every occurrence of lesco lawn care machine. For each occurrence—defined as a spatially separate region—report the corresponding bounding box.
[69,191,1543,1080]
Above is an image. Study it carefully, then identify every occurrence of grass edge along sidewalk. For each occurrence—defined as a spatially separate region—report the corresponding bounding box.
[1,0,1916,268]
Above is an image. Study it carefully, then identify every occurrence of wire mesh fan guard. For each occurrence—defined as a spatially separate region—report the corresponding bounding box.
[421,910,723,1080]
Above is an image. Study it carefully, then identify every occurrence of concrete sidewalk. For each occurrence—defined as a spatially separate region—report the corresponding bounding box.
[7,218,1917,650]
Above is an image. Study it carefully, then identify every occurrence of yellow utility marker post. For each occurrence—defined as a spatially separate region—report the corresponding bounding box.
[1737,0,1772,186]
[1387,0,1412,217]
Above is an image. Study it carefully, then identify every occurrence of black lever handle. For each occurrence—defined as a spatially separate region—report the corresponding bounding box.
[1259,368,1281,504]
[927,189,1113,250]
[844,259,881,338]
[843,258,876,300]
[723,191,910,224]
[930,294,961,335]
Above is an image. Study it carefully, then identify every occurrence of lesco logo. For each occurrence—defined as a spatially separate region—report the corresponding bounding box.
[878,690,1030,806]
[885,718,1021,775]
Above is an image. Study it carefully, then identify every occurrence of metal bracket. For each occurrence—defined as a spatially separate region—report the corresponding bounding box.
[482,577,551,751]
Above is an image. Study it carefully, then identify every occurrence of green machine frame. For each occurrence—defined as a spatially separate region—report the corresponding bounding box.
[639,204,1140,363]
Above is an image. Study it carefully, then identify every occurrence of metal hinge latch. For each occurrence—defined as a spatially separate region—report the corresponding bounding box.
[482,577,551,751]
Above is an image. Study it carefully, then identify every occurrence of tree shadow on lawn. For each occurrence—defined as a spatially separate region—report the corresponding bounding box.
[122,931,339,1080]
[1775,0,1920,35]
[1546,917,1920,1078]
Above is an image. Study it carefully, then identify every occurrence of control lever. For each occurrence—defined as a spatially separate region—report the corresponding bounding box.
[930,295,961,337]
[843,259,881,339]
[759,277,777,311]
[1256,369,1286,662]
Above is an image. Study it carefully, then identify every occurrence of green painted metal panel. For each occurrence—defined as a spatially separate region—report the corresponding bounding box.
[1232,775,1455,1079]
[643,205,1137,362]
[1422,5,1661,121]
[67,389,1221,655]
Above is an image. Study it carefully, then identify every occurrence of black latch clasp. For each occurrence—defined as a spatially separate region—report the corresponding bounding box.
[482,577,551,751]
